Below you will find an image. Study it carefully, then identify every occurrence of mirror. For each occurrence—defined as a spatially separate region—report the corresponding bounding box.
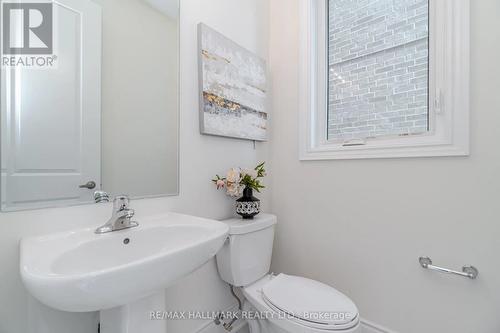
[0,0,179,211]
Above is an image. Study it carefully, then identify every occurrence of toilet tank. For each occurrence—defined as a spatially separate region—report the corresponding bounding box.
[216,214,277,287]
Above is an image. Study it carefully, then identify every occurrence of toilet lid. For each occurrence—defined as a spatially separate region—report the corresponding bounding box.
[262,274,358,328]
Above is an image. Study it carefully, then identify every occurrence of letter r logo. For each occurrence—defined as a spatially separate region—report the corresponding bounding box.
[2,2,53,55]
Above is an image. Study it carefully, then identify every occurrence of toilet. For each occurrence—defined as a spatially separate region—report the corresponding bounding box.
[216,214,361,333]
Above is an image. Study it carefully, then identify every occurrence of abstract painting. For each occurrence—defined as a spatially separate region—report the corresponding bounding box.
[198,23,267,141]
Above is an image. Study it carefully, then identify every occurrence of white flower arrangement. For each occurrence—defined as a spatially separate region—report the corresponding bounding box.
[212,162,266,197]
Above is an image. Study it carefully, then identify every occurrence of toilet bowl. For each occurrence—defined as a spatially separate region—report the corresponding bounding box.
[216,214,361,333]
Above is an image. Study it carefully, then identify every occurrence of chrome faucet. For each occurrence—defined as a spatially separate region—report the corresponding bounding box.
[95,195,139,234]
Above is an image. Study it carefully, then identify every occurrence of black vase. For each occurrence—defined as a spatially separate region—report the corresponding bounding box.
[236,187,260,219]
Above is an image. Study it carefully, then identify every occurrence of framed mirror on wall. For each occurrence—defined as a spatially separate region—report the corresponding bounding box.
[0,0,180,211]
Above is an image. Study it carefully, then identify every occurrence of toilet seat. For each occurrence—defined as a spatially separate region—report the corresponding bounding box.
[262,274,359,330]
[243,274,360,332]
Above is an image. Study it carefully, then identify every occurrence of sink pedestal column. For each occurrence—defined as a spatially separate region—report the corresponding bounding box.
[100,292,167,333]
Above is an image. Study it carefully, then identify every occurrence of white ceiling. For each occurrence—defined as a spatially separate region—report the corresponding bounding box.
[142,0,178,19]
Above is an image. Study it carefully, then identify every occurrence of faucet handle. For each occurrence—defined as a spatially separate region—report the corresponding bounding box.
[113,195,130,211]
[125,209,135,219]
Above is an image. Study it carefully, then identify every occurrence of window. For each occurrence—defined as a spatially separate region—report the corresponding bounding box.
[299,0,470,160]
[328,0,430,141]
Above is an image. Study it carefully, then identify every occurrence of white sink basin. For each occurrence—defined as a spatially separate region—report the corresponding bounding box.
[20,212,229,313]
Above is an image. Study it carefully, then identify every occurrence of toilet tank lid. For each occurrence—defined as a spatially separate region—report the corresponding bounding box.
[221,214,277,235]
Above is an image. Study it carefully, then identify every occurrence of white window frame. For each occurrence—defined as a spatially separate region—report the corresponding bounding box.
[299,0,470,160]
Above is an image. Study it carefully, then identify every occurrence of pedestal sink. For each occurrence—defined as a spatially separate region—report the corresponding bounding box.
[20,212,229,333]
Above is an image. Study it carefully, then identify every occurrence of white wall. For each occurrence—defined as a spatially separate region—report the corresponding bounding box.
[268,1,500,333]
[0,0,269,332]
[99,0,179,198]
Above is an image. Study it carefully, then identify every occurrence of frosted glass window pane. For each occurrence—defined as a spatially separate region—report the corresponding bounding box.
[328,0,429,141]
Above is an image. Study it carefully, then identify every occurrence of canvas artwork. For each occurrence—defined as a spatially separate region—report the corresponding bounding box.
[198,23,267,141]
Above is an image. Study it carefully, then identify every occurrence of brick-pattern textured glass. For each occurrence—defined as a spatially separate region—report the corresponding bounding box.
[328,0,429,141]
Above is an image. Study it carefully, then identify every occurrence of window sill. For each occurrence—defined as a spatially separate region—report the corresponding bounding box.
[300,141,469,161]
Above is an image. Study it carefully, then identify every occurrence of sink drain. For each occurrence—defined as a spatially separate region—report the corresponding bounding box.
[123,238,130,245]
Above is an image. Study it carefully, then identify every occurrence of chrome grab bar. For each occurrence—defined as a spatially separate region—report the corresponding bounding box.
[419,257,479,280]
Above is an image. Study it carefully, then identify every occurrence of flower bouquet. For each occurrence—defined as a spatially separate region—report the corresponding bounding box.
[212,162,266,219]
